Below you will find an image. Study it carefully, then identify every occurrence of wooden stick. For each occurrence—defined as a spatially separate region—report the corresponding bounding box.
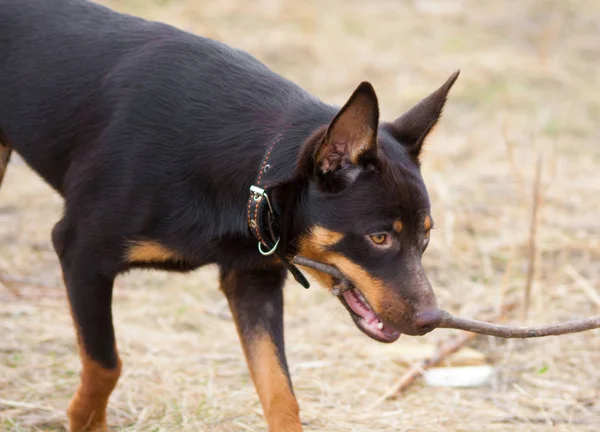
[438,310,600,338]
[292,255,600,338]
[293,255,345,280]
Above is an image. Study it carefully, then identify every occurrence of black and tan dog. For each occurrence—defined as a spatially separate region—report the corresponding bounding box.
[0,0,459,430]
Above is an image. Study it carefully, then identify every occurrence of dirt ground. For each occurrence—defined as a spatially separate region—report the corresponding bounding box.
[1,0,600,431]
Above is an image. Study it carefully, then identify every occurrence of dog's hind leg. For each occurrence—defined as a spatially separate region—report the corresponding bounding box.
[0,141,12,189]
[52,219,121,432]
[220,267,303,432]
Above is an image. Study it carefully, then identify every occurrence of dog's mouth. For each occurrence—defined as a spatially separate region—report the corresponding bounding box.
[338,285,401,343]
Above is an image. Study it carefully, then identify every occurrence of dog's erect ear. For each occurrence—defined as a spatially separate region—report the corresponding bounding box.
[389,70,459,161]
[314,82,379,174]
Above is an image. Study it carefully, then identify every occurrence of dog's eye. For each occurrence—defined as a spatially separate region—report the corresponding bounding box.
[369,233,388,245]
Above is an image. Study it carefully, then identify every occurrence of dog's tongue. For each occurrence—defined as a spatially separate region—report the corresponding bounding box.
[343,289,378,324]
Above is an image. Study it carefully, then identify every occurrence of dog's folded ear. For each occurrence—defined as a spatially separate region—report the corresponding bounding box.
[388,70,460,162]
[310,82,379,191]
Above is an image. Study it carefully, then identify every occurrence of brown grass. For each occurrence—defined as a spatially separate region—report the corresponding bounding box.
[2,0,600,430]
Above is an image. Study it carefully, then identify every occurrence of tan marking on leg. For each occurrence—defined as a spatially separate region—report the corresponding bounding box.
[222,272,302,432]
[246,333,302,432]
[68,324,121,432]
[68,354,121,432]
[125,240,181,264]
[424,215,432,231]
[393,219,403,233]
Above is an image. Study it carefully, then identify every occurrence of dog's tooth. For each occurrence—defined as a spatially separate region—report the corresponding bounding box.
[377,321,384,330]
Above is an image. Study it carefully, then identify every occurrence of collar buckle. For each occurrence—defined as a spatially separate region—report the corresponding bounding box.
[249,185,274,214]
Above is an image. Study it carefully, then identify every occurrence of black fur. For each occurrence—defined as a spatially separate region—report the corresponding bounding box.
[0,0,458,429]
[0,0,336,272]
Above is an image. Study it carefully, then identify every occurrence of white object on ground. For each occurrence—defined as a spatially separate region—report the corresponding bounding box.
[423,365,494,388]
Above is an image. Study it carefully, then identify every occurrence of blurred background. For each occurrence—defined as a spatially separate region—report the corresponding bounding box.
[1,0,599,430]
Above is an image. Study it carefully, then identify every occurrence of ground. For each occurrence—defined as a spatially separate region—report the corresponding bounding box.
[1,0,600,431]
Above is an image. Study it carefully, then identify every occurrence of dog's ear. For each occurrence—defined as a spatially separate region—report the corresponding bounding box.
[388,70,459,161]
[314,81,379,175]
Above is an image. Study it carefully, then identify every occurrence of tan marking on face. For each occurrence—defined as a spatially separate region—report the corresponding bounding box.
[297,226,344,289]
[126,240,182,264]
[327,252,387,310]
[331,254,414,330]
[68,313,121,432]
[307,225,344,249]
[298,226,412,326]
[297,226,391,309]
[393,220,403,233]
[424,215,432,231]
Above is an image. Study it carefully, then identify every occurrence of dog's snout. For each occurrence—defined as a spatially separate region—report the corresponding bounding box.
[414,309,443,335]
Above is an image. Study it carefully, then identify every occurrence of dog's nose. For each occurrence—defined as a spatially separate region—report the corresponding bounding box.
[414,309,443,335]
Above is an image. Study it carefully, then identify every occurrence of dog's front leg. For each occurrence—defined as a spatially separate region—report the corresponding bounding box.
[52,220,121,432]
[220,267,302,432]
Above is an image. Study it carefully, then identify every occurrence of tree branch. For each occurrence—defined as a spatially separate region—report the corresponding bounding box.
[292,255,600,338]
[438,310,600,338]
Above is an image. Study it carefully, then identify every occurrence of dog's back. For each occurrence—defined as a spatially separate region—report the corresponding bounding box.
[0,0,158,190]
[0,0,318,195]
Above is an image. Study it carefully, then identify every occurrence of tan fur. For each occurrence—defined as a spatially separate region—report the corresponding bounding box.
[68,319,121,432]
[125,240,181,264]
[222,272,303,432]
[296,226,342,289]
[424,215,432,231]
[306,225,344,249]
[247,333,302,432]
[221,268,303,432]
[297,226,392,311]
[328,253,388,310]
[393,219,403,233]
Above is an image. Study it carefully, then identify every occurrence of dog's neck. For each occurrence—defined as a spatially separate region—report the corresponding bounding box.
[181,95,336,268]
[247,104,334,256]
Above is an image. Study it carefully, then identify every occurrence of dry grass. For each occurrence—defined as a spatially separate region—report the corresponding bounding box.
[2,0,600,430]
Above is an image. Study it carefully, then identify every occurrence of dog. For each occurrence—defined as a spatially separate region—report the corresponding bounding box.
[0,0,459,430]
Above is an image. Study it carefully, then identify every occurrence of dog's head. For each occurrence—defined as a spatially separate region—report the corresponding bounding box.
[297,72,459,342]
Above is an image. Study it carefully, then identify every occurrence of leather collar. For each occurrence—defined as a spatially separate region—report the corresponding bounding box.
[247,132,310,288]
